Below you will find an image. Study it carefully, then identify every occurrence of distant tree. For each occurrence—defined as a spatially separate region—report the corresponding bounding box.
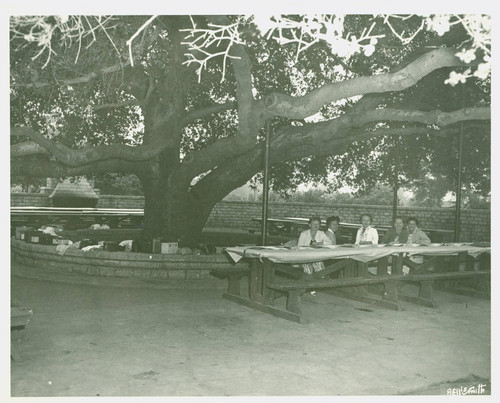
[11,175,46,193]
[462,191,490,209]
[93,173,144,196]
[410,175,451,207]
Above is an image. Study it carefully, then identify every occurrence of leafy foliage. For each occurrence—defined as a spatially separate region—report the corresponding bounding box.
[93,173,144,196]
[10,15,490,239]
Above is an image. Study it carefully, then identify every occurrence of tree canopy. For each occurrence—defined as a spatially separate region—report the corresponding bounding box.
[10,14,490,243]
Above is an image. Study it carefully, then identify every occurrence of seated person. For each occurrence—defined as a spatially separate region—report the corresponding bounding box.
[325,215,344,245]
[405,217,431,273]
[298,216,332,247]
[325,215,339,245]
[355,214,379,245]
[406,217,430,245]
[378,217,408,275]
[298,216,332,274]
[382,216,408,244]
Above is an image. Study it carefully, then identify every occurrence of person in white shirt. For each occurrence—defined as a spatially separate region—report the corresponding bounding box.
[298,216,332,275]
[298,216,332,247]
[355,214,379,245]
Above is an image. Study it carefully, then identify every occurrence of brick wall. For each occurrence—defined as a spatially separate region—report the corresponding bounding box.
[11,193,490,241]
[206,201,490,242]
[96,195,145,209]
[11,193,50,207]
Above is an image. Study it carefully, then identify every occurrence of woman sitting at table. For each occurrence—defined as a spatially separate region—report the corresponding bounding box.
[378,216,408,275]
[355,214,379,245]
[406,217,430,245]
[298,216,332,247]
[382,216,408,244]
[404,217,431,273]
[298,216,332,274]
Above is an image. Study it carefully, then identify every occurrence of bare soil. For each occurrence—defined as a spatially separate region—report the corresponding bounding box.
[10,262,490,397]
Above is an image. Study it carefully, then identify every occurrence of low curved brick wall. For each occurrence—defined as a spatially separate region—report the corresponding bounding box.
[11,239,246,281]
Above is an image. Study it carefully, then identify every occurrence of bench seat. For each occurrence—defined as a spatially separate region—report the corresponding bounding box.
[268,270,490,291]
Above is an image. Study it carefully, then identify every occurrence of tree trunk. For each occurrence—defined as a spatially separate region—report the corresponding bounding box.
[137,156,219,247]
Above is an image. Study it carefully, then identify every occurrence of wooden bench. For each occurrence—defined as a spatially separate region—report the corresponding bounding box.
[268,270,490,317]
[210,267,250,295]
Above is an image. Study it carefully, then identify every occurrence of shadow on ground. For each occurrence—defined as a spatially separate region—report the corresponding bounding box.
[10,262,490,397]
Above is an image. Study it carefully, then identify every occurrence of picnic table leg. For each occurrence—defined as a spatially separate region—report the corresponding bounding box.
[262,260,276,306]
[286,289,305,315]
[441,255,490,299]
[418,280,434,300]
[396,279,437,308]
[382,281,399,303]
[249,259,263,304]
[227,273,246,296]
[344,259,355,278]
[355,262,369,297]
[458,252,467,272]
[474,257,490,295]
[224,259,304,323]
[392,254,403,276]
[377,256,389,276]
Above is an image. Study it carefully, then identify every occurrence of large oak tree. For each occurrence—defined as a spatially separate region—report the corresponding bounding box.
[10,15,490,244]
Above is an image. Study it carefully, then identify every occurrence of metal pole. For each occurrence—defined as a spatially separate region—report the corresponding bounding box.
[392,138,399,222]
[261,120,271,246]
[392,172,398,222]
[454,123,464,242]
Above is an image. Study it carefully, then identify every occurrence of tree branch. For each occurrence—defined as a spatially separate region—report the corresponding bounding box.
[262,47,466,119]
[207,16,258,137]
[11,141,50,158]
[351,107,490,127]
[177,104,489,191]
[191,120,479,204]
[182,101,236,124]
[11,22,163,90]
[93,99,140,111]
[11,127,166,166]
[11,62,131,89]
[271,106,490,147]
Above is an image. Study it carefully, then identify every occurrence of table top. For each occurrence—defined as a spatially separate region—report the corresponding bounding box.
[225,244,490,264]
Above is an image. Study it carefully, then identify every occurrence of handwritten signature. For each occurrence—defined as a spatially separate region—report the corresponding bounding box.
[447,383,487,395]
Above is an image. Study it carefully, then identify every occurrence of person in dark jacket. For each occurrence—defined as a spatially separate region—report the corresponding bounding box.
[378,216,408,275]
[381,216,408,244]
[325,215,343,245]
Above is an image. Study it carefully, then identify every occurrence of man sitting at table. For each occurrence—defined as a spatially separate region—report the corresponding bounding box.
[325,215,340,245]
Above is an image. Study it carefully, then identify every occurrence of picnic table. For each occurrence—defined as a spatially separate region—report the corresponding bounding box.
[250,216,454,243]
[223,243,490,323]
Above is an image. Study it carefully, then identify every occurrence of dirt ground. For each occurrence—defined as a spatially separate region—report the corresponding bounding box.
[9,262,491,398]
